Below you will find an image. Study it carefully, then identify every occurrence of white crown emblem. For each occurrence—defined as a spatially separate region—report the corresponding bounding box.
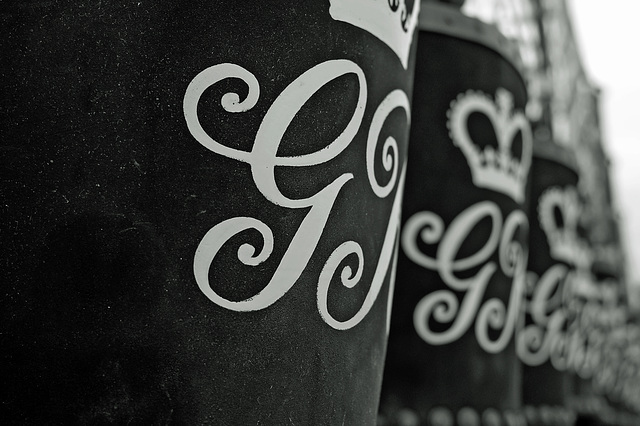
[329,0,419,69]
[447,88,532,202]
[538,186,593,267]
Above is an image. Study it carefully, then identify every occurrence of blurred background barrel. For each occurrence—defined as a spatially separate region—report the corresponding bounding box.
[1,1,419,423]
[516,139,580,426]
[379,2,530,425]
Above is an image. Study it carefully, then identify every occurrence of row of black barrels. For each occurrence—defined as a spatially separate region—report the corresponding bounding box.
[2,1,637,425]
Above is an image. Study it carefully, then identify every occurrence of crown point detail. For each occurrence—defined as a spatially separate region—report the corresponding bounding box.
[447,88,532,203]
[538,186,593,267]
[329,0,419,69]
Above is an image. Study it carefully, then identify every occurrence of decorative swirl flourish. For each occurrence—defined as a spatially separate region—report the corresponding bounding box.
[184,63,259,163]
[318,165,407,330]
[476,210,528,353]
[367,89,410,198]
[401,211,444,270]
[414,287,487,346]
[194,217,274,311]
[317,241,365,329]
[517,324,546,365]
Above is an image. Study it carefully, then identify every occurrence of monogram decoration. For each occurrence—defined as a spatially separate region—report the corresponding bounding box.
[401,87,531,354]
[184,25,415,332]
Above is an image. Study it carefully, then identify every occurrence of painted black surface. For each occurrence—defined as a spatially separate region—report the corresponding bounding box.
[523,150,579,409]
[1,1,417,424]
[380,28,529,424]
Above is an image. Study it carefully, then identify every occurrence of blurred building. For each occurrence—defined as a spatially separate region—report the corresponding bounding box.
[462,0,629,294]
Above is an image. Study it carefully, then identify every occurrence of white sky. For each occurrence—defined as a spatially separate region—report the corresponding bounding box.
[566,0,640,284]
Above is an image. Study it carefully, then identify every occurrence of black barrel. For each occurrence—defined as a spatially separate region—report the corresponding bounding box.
[380,3,530,425]
[1,1,419,423]
[516,140,580,426]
